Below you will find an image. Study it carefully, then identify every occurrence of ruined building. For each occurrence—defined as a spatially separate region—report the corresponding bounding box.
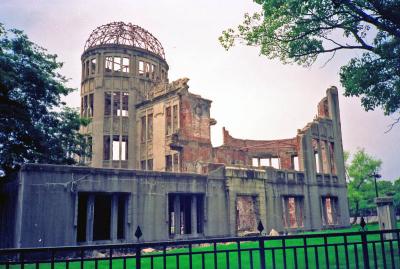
[0,22,349,248]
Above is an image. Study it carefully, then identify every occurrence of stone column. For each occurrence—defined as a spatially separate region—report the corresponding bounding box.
[376,197,397,239]
[191,196,198,235]
[86,195,94,243]
[111,195,118,241]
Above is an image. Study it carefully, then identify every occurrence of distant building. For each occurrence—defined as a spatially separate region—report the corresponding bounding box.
[0,22,349,248]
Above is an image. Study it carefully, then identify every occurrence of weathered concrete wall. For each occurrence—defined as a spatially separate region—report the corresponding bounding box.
[0,161,349,248]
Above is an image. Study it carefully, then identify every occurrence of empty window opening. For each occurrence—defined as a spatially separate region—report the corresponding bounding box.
[77,193,88,242]
[147,114,153,140]
[147,159,153,171]
[260,158,269,166]
[151,64,155,79]
[83,95,88,117]
[85,60,90,76]
[292,155,299,171]
[252,158,259,167]
[314,152,321,173]
[117,195,126,239]
[113,92,121,116]
[172,105,178,133]
[105,57,113,72]
[330,142,336,174]
[116,92,128,117]
[122,57,129,73]
[166,106,172,135]
[236,195,258,234]
[282,196,304,228]
[103,136,111,160]
[113,57,121,72]
[322,196,339,226]
[320,141,330,173]
[90,58,96,74]
[173,153,180,172]
[88,94,93,117]
[166,155,172,171]
[86,136,92,162]
[168,193,204,236]
[271,157,280,169]
[93,194,112,241]
[104,92,111,116]
[145,63,150,78]
[112,136,128,161]
[140,160,146,170]
[141,116,146,143]
[139,61,144,75]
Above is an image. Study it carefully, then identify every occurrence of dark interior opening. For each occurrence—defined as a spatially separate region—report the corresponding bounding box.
[117,195,126,239]
[77,193,88,242]
[93,194,111,241]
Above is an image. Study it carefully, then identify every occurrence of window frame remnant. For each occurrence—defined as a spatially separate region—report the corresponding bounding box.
[168,193,204,236]
[103,136,111,160]
[282,195,304,229]
[321,196,339,226]
[236,195,259,234]
[105,56,113,72]
[166,154,172,171]
[90,58,97,74]
[76,193,129,243]
[166,106,172,135]
[122,57,130,73]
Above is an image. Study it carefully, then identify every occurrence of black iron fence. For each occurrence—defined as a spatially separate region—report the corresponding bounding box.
[1,229,400,269]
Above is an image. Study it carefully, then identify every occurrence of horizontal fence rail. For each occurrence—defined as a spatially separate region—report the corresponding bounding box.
[1,229,400,269]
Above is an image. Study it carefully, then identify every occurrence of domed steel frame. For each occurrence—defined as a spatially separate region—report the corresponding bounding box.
[84,22,165,59]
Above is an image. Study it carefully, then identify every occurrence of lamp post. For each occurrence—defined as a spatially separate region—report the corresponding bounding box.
[369,172,382,198]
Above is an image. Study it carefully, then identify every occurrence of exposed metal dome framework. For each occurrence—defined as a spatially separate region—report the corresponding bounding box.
[84,22,165,59]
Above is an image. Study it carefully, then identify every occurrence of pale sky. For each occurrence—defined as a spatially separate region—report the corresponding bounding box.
[1,0,399,179]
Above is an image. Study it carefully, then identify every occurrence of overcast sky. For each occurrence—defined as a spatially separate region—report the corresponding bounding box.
[1,0,399,179]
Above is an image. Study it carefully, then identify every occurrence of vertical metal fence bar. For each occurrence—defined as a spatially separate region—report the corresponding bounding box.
[303,237,309,269]
[225,251,230,269]
[354,243,359,268]
[123,257,126,269]
[95,258,98,269]
[272,248,276,269]
[259,238,266,269]
[314,246,319,269]
[389,240,394,269]
[282,239,287,269]
[324,236,329,269]
[372,242,378,269]
[51,249,55,269]
[150,256,154,269]
[334,245,339,269]
[135,246,141,269]
[294,247,298,269]
[20,252,24,269]
[249,250,253,269]
[66,260,70,269]
[380,233,387,269]
[361,231,370,269]
[344,235,349,269]
[176,254,179,269]
[214,242,218,269]
[201,253,205,269]
[109,248,113,269]
[80,249,84,269]
[163,246,167,269]
[35,262,39,269]
[237,241,241,269]
[189,243,192,269]
[397,231,400,266]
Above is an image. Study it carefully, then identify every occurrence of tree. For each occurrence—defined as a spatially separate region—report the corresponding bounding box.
[346,149,381,224]
[0,24,90,176]
[219,0,400,127]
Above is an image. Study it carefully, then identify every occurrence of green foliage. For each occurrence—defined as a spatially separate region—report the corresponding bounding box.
[346,149,381,217]
[0,23,90,175]
[220,0,400,118]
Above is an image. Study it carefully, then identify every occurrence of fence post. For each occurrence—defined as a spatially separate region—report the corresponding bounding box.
[259,237,266,269]
[361,231,370,269]
[136,246,141,269]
